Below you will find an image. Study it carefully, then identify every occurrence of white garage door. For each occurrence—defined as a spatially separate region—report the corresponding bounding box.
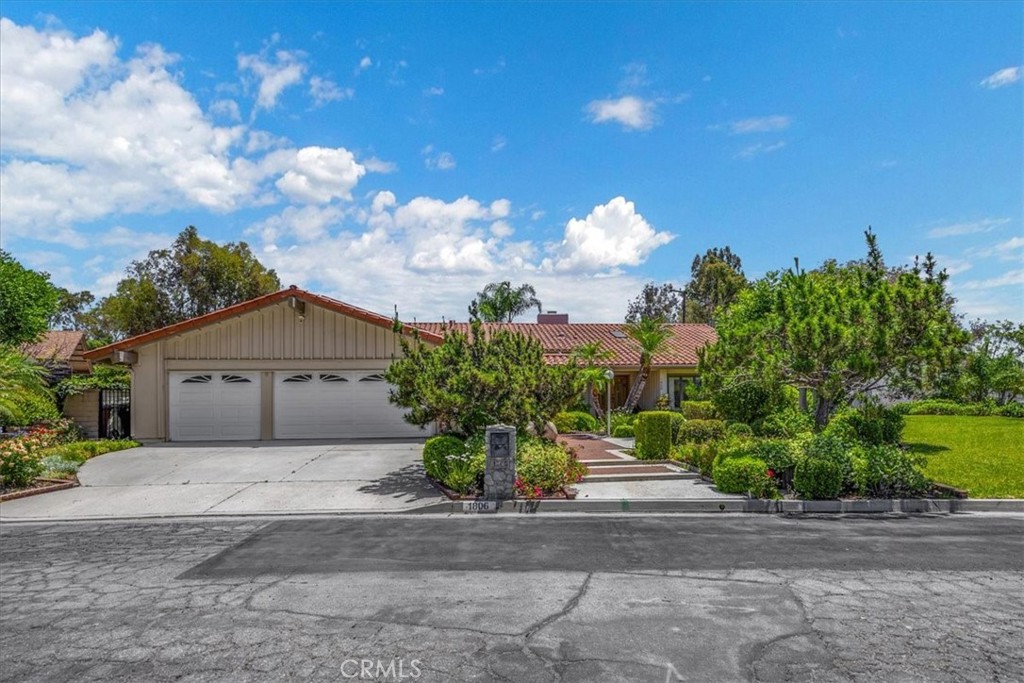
[273,371,424,439]
[169,372,261,441]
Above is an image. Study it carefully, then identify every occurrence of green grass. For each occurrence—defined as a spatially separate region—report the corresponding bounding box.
[903,415,1024,498]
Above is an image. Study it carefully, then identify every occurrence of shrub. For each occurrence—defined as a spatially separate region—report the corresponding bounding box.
[708,380,791,425]
[794,457,843,500]
[553,411,599,433]
[40,455,79,477]
[726,422,754,438]
[608,409,636,434]
[895,400,999,416]
[634,411,674,460]
[997,402,1024,418]
[422,435,466,481]
[825,405,904,445]
[517,438,575,493]
[852,444,929,498]
[713,456,775,497]
[676,419,727,444]
[673,441,720,476]
[0,391,60,429]
[0,443,44,487]
[756,408,813,438]
[36,439,140,465]
[612,424,634,438]
[801,433,855,491]
[679,401,718,420]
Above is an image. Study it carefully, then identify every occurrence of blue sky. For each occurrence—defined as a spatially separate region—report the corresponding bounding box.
[1,1,1021,322]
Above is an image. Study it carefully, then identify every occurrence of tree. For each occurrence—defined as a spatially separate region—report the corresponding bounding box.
[49,288,95,331]
[625,283,684,323]
[683,246,748,324]
[622,317,672,411]
[958,320,1024,405]
[468,281,542,323]
[93,227,281,339]
[0,251,59,346]
[386,322,580,436]
[572,341,614,419]
[700,231,968,427]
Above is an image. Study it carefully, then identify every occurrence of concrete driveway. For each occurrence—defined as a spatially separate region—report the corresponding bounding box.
[0,440,444,521]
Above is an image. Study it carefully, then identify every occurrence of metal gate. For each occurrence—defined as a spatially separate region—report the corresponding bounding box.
[98,388,131,439]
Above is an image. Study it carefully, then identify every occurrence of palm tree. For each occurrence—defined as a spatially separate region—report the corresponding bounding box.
[0,347,51,426]
[571,341,614,420]
[622,316,671,411]
[468,281,542,323]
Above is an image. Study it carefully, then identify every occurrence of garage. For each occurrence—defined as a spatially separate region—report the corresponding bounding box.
[169,372,261,441]
[273,371,423,439]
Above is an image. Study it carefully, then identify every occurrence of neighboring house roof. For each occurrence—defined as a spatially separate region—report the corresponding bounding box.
[413,322,717,367]
[83,286,445,361]
[20,330,91,373]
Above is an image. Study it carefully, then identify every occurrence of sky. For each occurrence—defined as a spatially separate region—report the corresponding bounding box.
[1,1,1021,323]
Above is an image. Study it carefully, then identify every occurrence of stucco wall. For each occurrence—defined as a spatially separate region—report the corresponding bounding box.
[62,390,99,440]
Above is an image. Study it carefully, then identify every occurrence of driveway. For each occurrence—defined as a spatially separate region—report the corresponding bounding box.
[0,440,444,521]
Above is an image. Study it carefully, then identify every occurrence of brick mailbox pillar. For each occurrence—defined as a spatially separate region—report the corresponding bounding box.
[484,425,516,501]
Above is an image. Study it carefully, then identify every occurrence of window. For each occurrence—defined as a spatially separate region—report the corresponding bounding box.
[359,373,386,382]
[221,374,252,383]
[667,375,688,408]
[282,374,313,383]
[610,330,627,339]
[319,373,348,383]
[181,375,212,384]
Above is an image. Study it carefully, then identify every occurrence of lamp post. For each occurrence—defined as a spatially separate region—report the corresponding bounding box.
[603,368,615,435]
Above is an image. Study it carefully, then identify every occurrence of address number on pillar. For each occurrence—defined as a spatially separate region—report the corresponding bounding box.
[462,501,498,513]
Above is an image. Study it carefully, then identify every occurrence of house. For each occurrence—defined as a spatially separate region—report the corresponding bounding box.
[417,315,716,412]
[83,287,716,442]
[21,330,103,438]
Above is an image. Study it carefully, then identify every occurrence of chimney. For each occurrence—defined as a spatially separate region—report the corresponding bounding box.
[537,310,569,324]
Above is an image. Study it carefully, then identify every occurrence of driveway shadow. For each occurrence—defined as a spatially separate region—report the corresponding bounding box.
[357,464,440,501]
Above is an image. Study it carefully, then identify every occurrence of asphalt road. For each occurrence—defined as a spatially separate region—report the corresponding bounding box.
[2,514,1022,682]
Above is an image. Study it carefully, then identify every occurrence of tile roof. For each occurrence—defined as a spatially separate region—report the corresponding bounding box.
[413,322,716,367]
[20,330,88,364]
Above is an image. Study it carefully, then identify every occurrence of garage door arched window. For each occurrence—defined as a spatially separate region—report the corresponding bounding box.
[282,374,313,383]
[221,374,253,383]
[359,373,386,382]
[319,373,349,382]
[181,375,212,384]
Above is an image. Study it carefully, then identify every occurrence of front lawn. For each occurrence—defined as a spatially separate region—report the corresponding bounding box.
[903,415,1024,498]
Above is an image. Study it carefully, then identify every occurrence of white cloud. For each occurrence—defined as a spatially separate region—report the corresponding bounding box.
[959,269,1024,291]
[545,196,674,272]
[249,204,346,243]
[275,146,366,204]
[362,156,398,174]
[968,235,1024,260]
[586,95,656,131]
[735,141,786,159]
[422,145,456,171]
[357,56,372,72]
[424,86,444,96]
[309,76,353,106]
[619,62,649,89]
[729,116,791,134]
[980,66,1021,89]
[237,41,307,111]
[928,217,1010,238]
[491,135,507,152]
[210,98,242,121]
[932,256,973,276]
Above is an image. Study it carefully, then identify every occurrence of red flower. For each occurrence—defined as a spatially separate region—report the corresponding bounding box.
[766,469,776,479]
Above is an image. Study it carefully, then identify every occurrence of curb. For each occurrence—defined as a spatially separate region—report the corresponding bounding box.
[414,497,1024,514]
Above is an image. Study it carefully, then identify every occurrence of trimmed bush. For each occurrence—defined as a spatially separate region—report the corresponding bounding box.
[726,422,754,438]
[679,401,718,420]
[713,456,775,497]
[998,402,1024,418]
[794,457,843,500]
[802,433,855,490]
[634,411,674,460]
[825,405,904,445]
[422,435,465,481]
[756,408,813,438]
[893,399,1020,417]
[673,441,721,476]
[553,411,599,433]
[0,391,60,429]
[612,424,634,438]
[677,419,727,444]
[517,438,574,493]
[852,444,929,498]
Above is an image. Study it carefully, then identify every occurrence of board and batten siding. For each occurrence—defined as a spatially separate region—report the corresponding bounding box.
[130,301,423,440]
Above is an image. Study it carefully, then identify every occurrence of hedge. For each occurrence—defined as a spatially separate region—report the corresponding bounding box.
[794,457,843,500]
[679,401,718,420]
[676,419,727,444]
[422,435,466,481]
[894,400,1024,418]
[713,456,775,497]
[553,411,600,433]
[612,424,634,438]
[634,411,674,460]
